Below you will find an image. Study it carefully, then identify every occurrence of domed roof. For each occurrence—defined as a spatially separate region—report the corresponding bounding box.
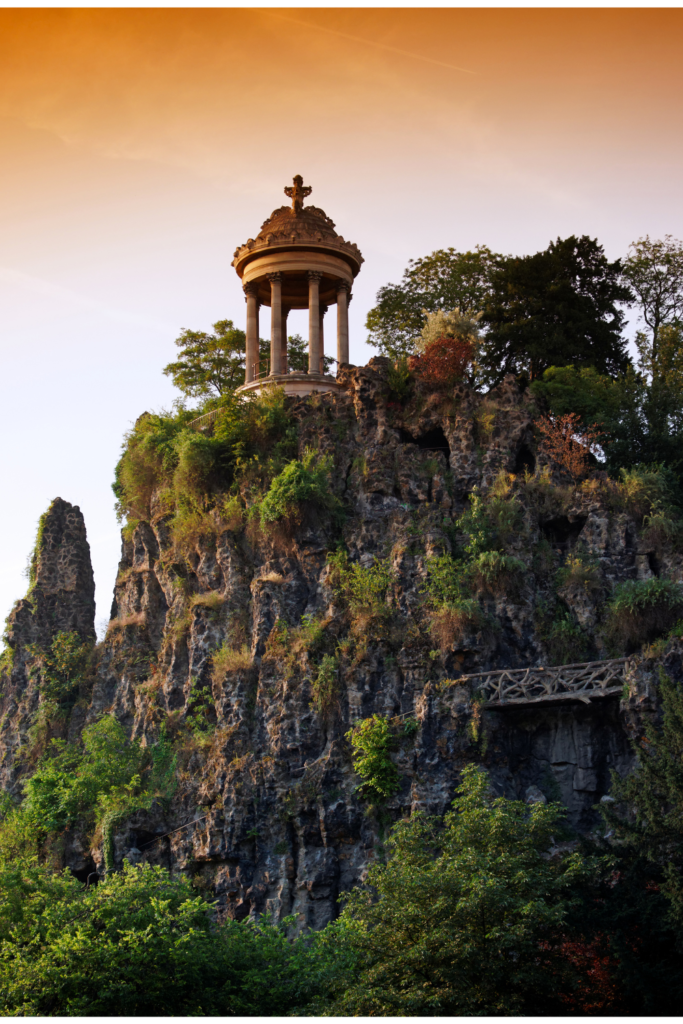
[232,176,363,278]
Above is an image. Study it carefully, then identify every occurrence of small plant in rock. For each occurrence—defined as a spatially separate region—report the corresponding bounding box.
[539,607,588,665]
[422,554,482,650]
[346,715,400,801]
[556,553,603,595]
[604,577,683,654]
[311,655,340,715]
[471,551,526,596]
[387,357,413,401]
[190,592,225,612]
[328,551,395,616]
[211,642,252,684]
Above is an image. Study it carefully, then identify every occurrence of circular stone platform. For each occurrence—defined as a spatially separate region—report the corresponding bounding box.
[235,371,342,398]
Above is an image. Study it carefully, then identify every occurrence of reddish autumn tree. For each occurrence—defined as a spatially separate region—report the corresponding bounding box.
[536,412,604,480]
[409,334,474,389]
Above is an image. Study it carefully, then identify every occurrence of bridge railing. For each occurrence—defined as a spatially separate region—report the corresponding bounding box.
[457,658,628,707]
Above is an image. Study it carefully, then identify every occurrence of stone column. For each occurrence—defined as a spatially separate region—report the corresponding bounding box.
[319,304,328,374]
[244,283,260,384]
[337,281,350,367]
[281,307,289,373]
[267,273,282,376]
[308,271,323,374]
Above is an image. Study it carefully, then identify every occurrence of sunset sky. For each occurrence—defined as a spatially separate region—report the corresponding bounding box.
[1,7,682,632]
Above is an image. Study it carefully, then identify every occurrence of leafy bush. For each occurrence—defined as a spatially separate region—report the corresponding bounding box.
[387,357,412,401]
[328,551,395,615]
[605,577,683,653]
[409,334,474,389]
[113,387,297,526]
[259,448,341,527]
[20,717,176,869]
[346,715,400,801]
[38,630,92,708]
[0,862,316,1015]
[314,764,587,1015]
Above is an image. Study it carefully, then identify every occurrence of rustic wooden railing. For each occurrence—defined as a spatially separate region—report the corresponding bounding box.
[187,408,222,432]
[458,658,628,707]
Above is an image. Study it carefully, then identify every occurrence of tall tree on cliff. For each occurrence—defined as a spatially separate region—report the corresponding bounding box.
[481,235,632,384]
[365,246,503,360]
[163,320,246,398]
[623,235,683,370]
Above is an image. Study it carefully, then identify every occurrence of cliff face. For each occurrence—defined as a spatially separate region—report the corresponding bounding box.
[0,361,672,931]
[0,498,95,791]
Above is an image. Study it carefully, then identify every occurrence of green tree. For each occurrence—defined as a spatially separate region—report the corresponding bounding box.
[482,235,632,383]
[604,667,683,924]
[623,235,683,364]
[0,862,316,1015]
[163,319,246,398]
[366,246,502,359]
[286,333,335,373]
[316,764,586,1015]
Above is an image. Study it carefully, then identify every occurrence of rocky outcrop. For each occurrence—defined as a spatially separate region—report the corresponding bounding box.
[0,498,95,791]
[0,365,674,929]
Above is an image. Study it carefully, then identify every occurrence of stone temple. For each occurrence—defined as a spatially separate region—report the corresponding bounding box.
[232,175,363,396]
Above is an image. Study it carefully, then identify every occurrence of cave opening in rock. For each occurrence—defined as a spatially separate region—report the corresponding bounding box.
[514,442,536,475]
[541,515,587,551]
[398,425,451,459]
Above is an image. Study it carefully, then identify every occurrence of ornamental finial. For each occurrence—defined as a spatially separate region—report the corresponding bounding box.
[284,174,312,215]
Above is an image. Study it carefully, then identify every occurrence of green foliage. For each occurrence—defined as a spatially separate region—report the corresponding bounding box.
[623,234,683,352]
[0,862,316,1015]
[603,668,683,927]
[25,502,54,591]
[38,630,91,708]
[328,551,395,615]
[346,715,399,801]
[366,246,502,360]
[556,552,603,595]
[530,364,623,430]
[285,333,335,374]
[317,764,587,1015]
[542,609,589,665]
[482,234,631,384]
[18,717,176,870]
[312,654,340,714]
[456,485,523,557]
[184,679,215,739]
[258,448,341,527]
[605,576,683,653]
[386,356,412,400]
[163,319,246,398]
[113,386,297,525]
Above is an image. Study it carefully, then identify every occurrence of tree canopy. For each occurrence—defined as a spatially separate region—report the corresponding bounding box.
[482,235,632,383]
[623,235,683,359]
[365,246,502,359]
[163,319,247,398]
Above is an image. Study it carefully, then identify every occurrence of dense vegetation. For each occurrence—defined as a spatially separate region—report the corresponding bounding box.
[2,232,683,1013]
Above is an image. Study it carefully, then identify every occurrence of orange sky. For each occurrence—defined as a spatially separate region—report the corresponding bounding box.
[0,8,682,629]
